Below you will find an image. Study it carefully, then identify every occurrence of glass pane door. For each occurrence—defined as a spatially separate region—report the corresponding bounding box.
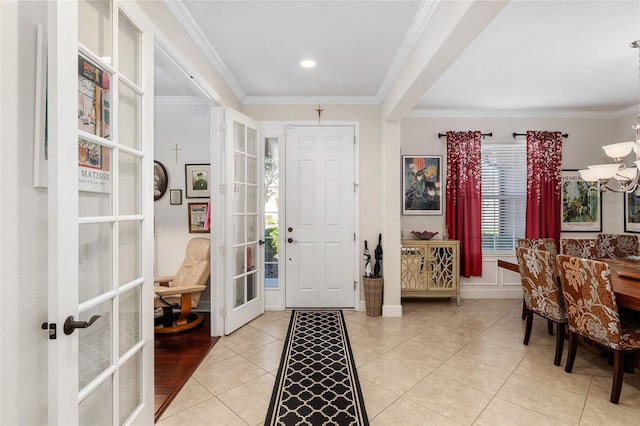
[224,108,264,334]
[49,1,152,423]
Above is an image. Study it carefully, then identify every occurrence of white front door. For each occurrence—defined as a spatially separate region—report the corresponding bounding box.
[285,125,356,308]
[221,108,264,334]
[47,1,154,424]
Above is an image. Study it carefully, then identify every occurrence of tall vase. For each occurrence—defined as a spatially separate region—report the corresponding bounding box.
[442,224,449,240]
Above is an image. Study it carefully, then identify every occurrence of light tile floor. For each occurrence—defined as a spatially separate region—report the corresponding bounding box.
[157,299,640,425]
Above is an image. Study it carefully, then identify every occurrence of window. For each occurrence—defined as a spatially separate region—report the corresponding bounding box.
[481,143,526,253]
[264,137,279,289]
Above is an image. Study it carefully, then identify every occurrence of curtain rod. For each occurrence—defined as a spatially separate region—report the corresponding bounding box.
[512,132,569,139]
[437,132,493,139]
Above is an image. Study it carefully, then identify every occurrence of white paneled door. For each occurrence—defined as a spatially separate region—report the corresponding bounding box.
[222,108,265,334]
[47,1,154,424]
[285,125,356,308]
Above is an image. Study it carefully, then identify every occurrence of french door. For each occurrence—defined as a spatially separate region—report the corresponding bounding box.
[220,108,264,334]
[47,1,154,424]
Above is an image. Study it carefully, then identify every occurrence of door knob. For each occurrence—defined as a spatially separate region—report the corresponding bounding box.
[287,238,293,243]
[64,315,101,335]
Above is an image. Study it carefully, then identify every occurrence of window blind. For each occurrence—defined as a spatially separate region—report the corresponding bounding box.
[481,143,527,253]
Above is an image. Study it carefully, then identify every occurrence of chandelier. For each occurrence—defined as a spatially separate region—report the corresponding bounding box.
[579,39,640,193]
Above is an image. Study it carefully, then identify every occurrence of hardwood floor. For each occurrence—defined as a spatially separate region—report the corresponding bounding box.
[154,312,219,422]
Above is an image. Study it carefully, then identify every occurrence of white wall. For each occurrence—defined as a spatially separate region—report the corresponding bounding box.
[1,2,49,424]
[401,113,633,298]
[154,101,212,309]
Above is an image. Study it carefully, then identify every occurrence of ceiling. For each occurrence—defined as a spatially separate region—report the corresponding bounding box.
[155,0,640,116]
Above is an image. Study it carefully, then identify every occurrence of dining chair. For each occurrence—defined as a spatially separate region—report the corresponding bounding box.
[517,238,557,323]
[517,238,557,254]
[560,238,598,259]
[597,233,639,259]
[557,254,640,404]
[515,247,567,366]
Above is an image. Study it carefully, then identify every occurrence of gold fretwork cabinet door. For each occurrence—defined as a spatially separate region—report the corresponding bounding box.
[400,240,460,306]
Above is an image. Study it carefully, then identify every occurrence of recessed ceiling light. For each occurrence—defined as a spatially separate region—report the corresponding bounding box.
[300,59,316,69]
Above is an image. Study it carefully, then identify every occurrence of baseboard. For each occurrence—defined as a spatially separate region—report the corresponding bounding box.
[196,301,211,312]
[382,304,403,317]
[358,300,402,317]
[460,287,522,299]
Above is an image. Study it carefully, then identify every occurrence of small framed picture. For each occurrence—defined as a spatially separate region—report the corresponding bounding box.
[154,161,168,201]
[402,155,443,215]
[624,191,640,233]
[185,163,210,198]
[169,189,182,205]
[188,202,209,233]
[561,169,602,232]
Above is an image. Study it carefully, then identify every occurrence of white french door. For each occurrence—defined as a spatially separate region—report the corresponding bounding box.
[47,1,154,424]
[285,125,356,308]
[220,108,264,334]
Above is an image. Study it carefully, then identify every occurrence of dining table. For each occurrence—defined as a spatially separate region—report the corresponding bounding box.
[498,257,640,312]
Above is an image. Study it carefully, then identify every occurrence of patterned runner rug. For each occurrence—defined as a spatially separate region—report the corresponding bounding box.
[265,310,369,425]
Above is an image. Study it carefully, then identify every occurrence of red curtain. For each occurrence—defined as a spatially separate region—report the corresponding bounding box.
[446,131,482,278]
[525,131,563,249]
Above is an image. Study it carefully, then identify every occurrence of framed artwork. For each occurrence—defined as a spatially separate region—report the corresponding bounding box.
[188,202,209,233]
[560,169,602,232]
[154,161,168,201]
[185,163,210,198]
[624,191,640,233]
[402,155,443,215]
[169,189,182,205]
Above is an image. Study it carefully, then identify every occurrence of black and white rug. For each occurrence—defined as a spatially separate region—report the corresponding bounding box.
[265,310,369,426]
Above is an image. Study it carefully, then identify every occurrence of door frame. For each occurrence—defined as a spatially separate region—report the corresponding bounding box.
[149,35,225,337]
[261,121,361,311]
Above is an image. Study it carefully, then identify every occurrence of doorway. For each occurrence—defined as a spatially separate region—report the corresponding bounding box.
[284,125,357,308]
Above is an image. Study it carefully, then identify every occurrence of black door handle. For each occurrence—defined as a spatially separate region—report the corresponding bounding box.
[288,238,293,243]
[64,315,101,335]
[258,239,266,245]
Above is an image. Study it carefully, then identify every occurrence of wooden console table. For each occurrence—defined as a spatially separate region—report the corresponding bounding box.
[401,239,460,306]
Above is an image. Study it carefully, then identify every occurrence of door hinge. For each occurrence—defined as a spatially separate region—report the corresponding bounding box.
[219,307,227,318]
[41,322,57,340]
[354,281,357,290]
[219,184,227,194]
[220,247,227,256]
[354,182,358,193]
[219,122,226,133]
[353,135,356,145]
[354,232,356,241]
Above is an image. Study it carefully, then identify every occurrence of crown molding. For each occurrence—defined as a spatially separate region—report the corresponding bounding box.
[242,96,380,105]
[406,106,639,119]
[155,96,213,106]
[376,0,439,102]
[164,0,245,101]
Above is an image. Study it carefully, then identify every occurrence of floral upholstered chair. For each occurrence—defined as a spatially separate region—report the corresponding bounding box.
[557,254,640,404]
[517,238,557,255]
[517,239,558,320]
[516,247,567,365]
[597,233,639,259]
[560,238,598,259]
